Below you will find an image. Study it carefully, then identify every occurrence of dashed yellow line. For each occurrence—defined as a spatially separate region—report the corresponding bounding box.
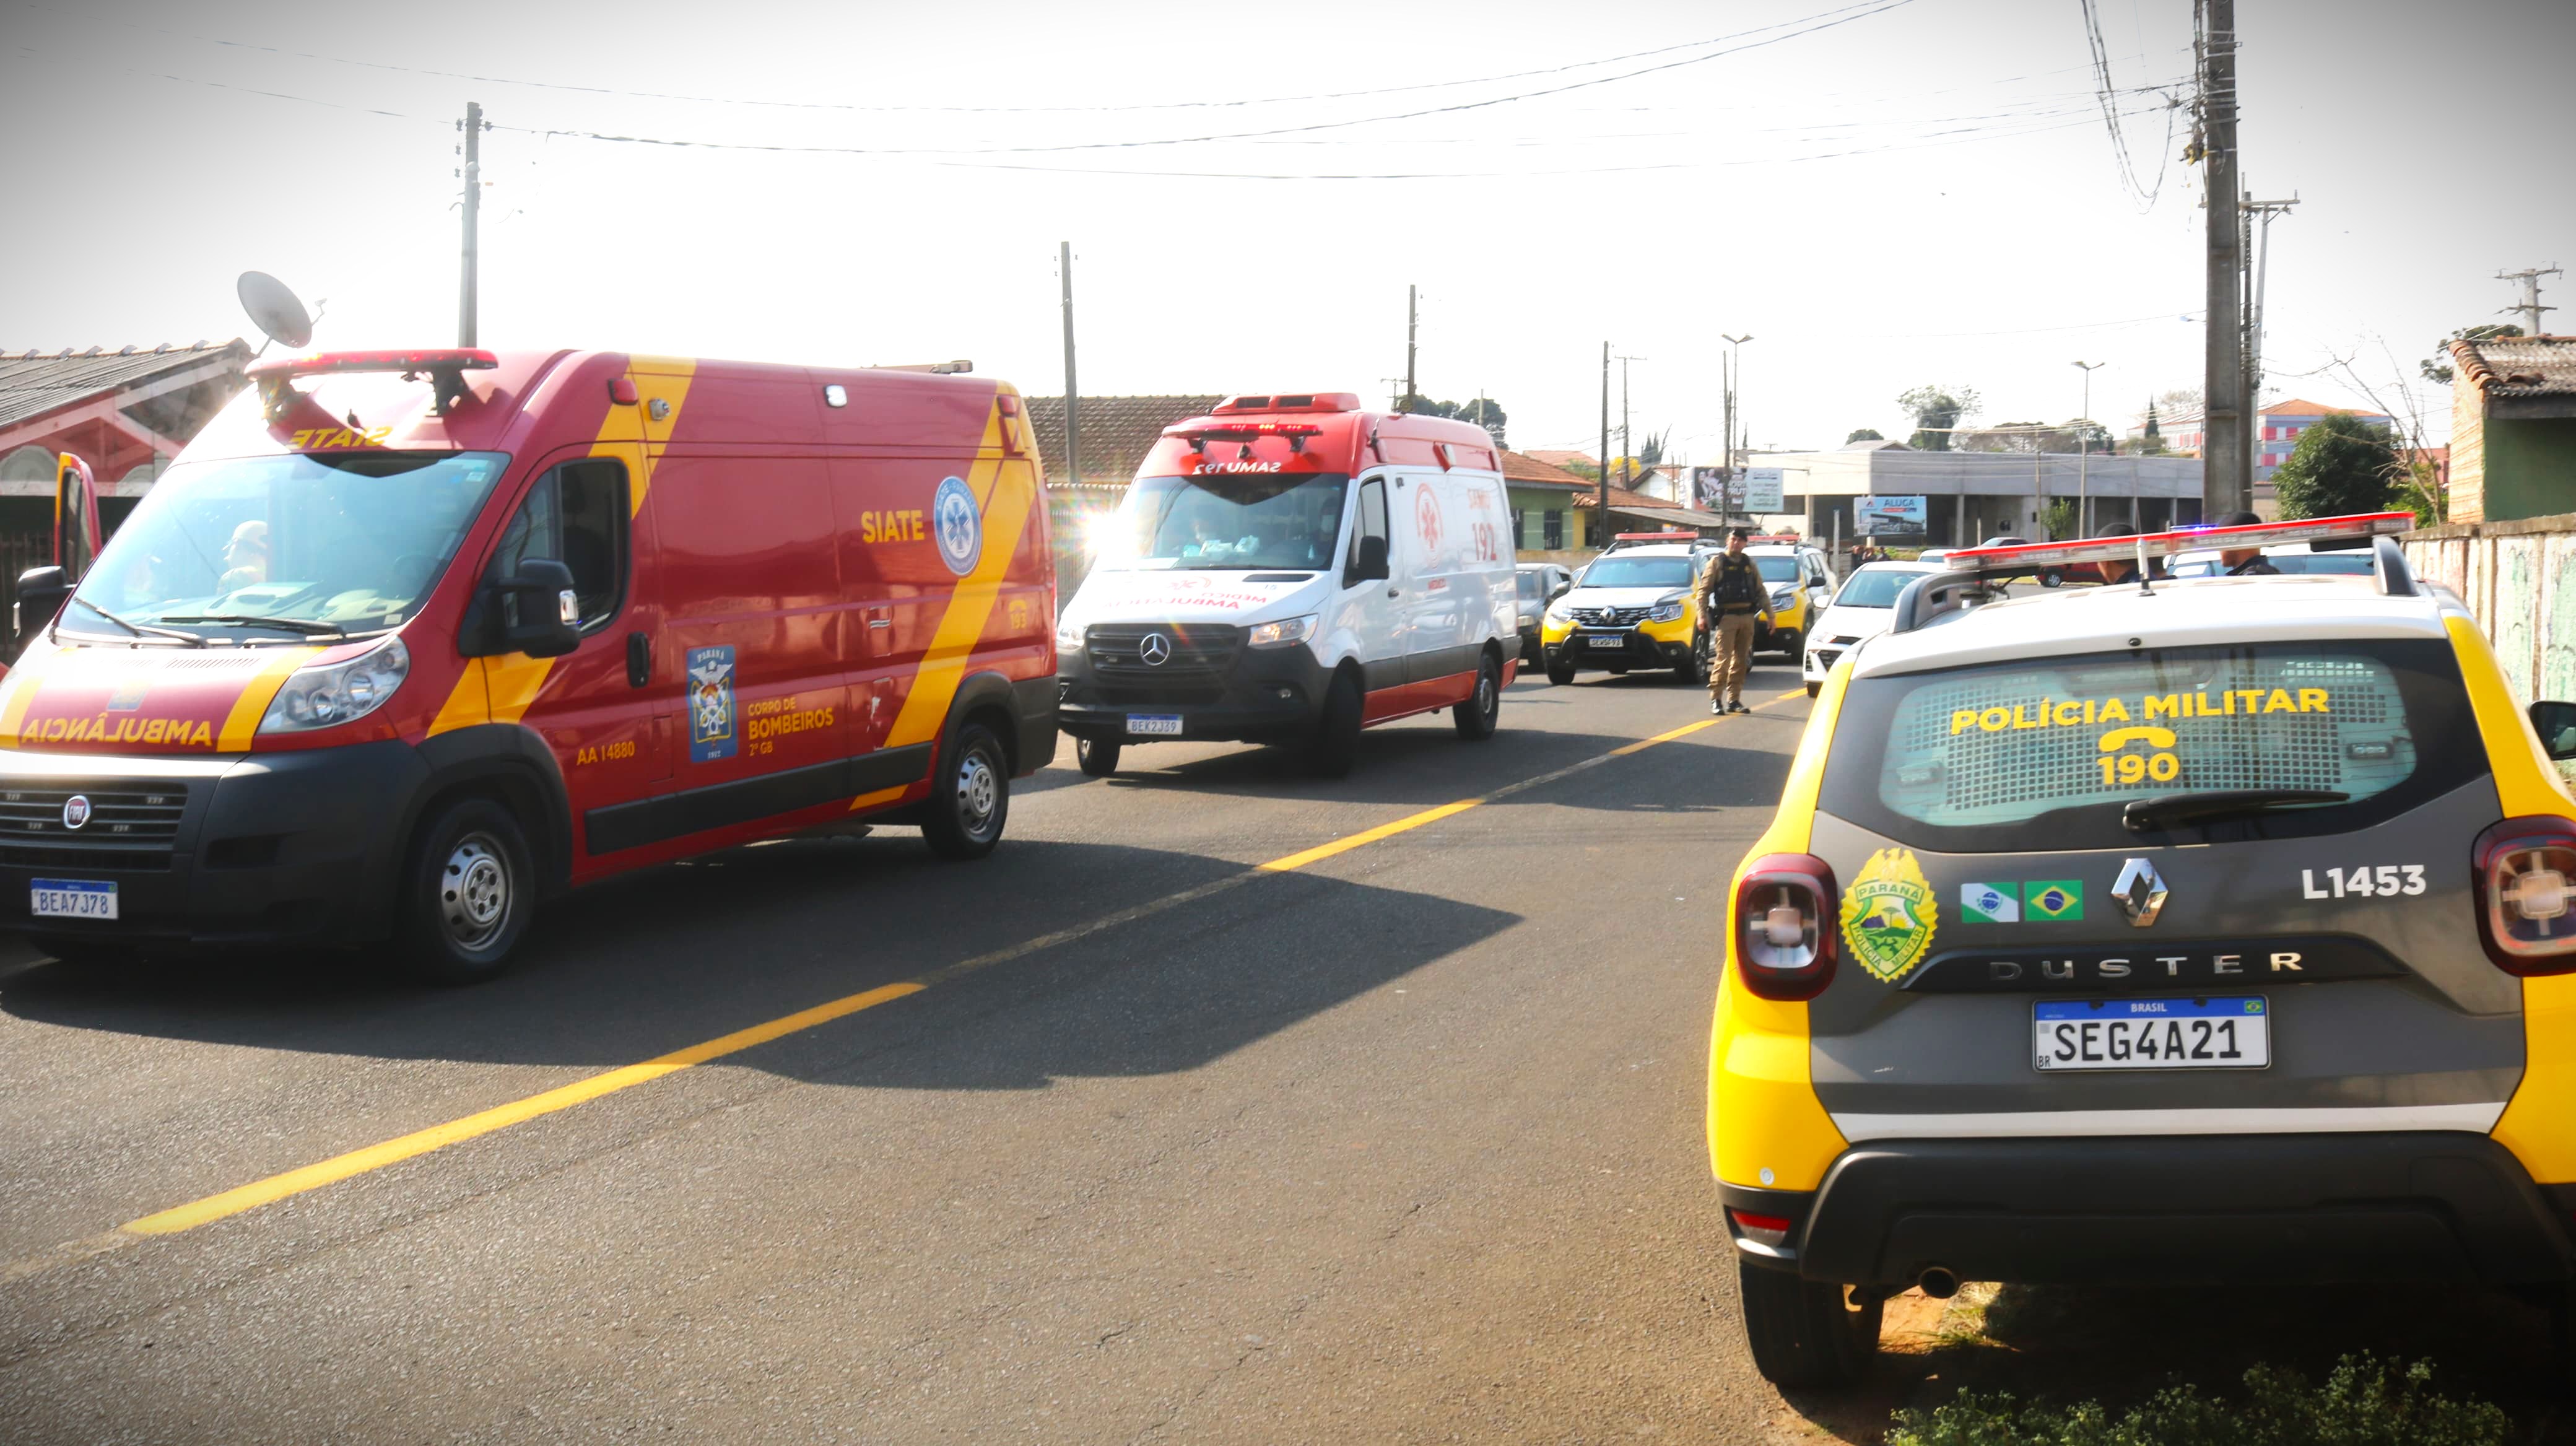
[40,686,1803,1255]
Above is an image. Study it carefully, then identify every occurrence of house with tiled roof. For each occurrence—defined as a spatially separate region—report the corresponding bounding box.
[1523,448,1596,471]
[0,342,253,499]
[2448,335,2576,523]
[1497,449,1595,552]
[1025,394,1224,487]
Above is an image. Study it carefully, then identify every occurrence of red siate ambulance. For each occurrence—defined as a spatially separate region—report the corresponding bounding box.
[0,349,1056,980]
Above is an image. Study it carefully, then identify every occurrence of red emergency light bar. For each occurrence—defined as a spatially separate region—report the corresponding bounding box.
[1945,511,2414,575]
[1612,531,1699,544]
[249,349,498,419]
[1165,420,1326,454]
[245,349,500,381]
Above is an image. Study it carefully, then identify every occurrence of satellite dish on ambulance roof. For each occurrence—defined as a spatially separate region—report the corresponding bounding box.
[236,271,313,350]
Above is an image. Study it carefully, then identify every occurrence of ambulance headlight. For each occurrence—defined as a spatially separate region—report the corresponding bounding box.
[1247,614,1316,650]
[1055,617,1087,651]
[259,637,409,734]
[1647,596,1687,623]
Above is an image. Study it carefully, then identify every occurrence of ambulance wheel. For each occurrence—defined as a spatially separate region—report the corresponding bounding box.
[1076,735,1121,778]
[1453,652,1501,741]
[1544,655,1577,686]
[401,798,534,986]
[923,721,1009,861]
[1738,1262,1881,1390]
[1307,669,1364,778]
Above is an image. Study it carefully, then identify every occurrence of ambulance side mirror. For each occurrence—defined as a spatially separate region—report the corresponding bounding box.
[2531,700,2576,762]
[1350,534,1390,584]
[14,565,70,643]
[492,559,582,659]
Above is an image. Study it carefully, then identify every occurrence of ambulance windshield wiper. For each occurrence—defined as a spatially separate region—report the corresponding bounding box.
[155,613,349,639]
[2123,788,2348,833]
[62,597,206,646]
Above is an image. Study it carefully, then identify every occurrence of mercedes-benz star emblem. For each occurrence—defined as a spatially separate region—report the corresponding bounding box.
[61,795,92,830]
[2114,857,2169,927]
[1138,632,1173,667]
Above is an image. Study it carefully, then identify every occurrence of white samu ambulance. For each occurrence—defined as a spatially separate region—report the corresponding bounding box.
[1055,393,1516,777]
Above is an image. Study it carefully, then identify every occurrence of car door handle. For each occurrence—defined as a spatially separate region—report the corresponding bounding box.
[1387,587,1401,598]
[625,631,651,689]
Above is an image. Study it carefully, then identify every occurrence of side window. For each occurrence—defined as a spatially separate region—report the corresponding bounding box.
[1347,476,1389,585]
[486,458,629,630]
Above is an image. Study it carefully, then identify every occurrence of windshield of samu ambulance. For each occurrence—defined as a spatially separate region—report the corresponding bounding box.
[1104,474,1349,572]
[63,450,506,642]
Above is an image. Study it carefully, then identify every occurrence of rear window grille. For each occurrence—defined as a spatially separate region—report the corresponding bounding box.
[1881,654,2414,827]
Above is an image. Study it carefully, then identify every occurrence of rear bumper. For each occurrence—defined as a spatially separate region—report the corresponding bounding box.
[1723,1133,2576,1289]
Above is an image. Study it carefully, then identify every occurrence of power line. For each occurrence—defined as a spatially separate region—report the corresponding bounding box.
[100,0,1910,118]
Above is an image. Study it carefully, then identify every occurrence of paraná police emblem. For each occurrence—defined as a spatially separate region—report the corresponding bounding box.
[932,475,982,577]
[1840,847,1939,982]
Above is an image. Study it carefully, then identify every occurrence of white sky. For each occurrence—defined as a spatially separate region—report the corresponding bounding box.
[4,0,2567,457]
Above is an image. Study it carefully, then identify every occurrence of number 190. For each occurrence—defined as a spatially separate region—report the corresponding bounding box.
[2099,751,2179,785]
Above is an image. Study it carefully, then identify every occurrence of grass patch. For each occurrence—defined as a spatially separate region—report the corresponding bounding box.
[1886,1353,2512,1446]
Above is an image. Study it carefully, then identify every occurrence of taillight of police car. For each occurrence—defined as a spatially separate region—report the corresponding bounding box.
[1733,853,1838,1000]
[2473,817,2576,975]
[1726,1208,1795,1248]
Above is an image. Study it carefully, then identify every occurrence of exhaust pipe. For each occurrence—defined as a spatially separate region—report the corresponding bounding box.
[1917,1266,1960,1299]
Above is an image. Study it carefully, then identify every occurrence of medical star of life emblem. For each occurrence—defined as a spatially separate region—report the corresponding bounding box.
[2115,857,2169,927]
[1138,632,1172,666]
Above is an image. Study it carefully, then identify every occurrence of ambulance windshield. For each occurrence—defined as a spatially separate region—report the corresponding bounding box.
[1107,474,1350,571]
[61,450,508,643]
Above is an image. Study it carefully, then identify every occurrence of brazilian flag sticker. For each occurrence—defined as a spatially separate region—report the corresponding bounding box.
[2026,881,2084,921]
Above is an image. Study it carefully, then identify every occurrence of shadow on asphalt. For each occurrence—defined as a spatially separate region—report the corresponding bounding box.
[1776,1280,2573,1443]
[0,837,1519,1092]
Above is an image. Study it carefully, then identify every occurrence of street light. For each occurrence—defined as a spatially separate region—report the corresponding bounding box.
[1721,334,1754,516]
[2071,360,2107,538]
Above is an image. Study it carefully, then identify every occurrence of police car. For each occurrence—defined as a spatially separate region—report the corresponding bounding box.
[1709,512,2576,1388]
[1537,534,1715,686]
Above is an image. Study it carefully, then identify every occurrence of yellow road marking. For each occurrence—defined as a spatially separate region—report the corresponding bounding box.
[34,687,1801,1255]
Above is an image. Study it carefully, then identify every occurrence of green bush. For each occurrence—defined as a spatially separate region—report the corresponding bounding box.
[1884,1355,2510,1446]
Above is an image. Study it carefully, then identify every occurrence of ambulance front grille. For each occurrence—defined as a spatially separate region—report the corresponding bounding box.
[0,783,187,871]
[1086,624,1245,683]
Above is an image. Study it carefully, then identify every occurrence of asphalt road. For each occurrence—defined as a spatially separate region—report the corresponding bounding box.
[2,653,2567,1444]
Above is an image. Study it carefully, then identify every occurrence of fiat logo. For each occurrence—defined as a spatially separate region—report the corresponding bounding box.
[1138,633,1173,667]
[61,795,91,830]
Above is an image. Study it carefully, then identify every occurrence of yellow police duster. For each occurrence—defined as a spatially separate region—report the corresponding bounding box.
[1707,515,2576,1389]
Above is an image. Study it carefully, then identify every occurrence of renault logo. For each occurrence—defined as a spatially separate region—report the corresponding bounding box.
[61,795,91,830]
[1138,632,1173,667]
[2114,857,2169,927]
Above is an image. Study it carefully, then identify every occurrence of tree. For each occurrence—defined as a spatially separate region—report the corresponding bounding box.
[1897,385,1980,451]
[2042,498,2080,541]
[2273,412,2398,520]
[1844,427,1884,444]
[1636,428,1671,467]
[2420,323,2523,385]
[2133,402,2167,455]
[1398,394,1510,446]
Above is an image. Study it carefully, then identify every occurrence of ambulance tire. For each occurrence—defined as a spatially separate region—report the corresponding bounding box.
[923,721,1010,861]
[399,798,535,986]
[1307,669,1364,778]
[1076,734,1121,778]
[1738,1263,1881,1390]
[1453,651,1501,741]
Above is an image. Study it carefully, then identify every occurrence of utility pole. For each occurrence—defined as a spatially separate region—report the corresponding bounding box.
[1616,354,1646,491]
[1403,285,1418,412]
[1379,378,1406,411]
[1720,334,1753,518]
[2496,266,2562,334]
[1058,242,1079,487]
[2243,190,2299,486]
[457,100,487,347]
[1598,342,1611,547]
[2196,0,2248,518]
[2072,360,2106,536]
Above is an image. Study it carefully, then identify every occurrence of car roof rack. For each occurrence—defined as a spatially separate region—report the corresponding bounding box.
[1889,511,2418,635]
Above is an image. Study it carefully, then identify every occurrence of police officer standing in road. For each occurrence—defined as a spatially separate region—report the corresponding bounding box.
[1697,527,1775,715]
